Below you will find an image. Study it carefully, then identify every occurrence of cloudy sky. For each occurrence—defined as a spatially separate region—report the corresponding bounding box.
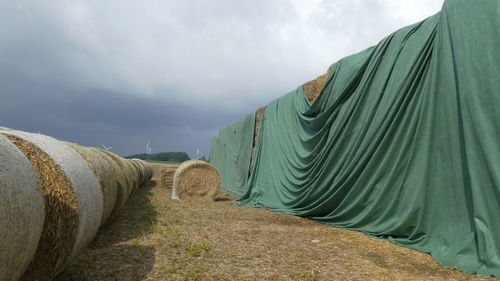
[0,0,443,158]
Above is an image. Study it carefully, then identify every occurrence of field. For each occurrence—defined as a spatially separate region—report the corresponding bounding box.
[56,163,497,281]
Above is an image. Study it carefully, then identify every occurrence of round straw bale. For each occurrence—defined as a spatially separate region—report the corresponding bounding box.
[130,160,145,183]
[142,160,153,180]
[128,160,144,185]
[98,149,135,197]
[161,166,178,189]
[65,142,118,226]
[146,163,153,179]
[0,135,44,281]
[123,160,139,191]
[140,161,150,182]
[172,160,221,200]
[131,159,151,184]
[91,148,128,220]
[135,159,153,183]
[0,130,103,280]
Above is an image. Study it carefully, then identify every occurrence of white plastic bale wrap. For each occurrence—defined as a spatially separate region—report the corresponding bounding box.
[100,150,134,198]
[90,151,118,225]
[146,162,153,179]
[121,159,135,195]
[133,159,153,183]
[1,130,103,276]
[144,161,153,181]
[0,135,45,281]
[130,159,146,184]
[137,159,152,183]
[65,143,118,226]
[92,149,129,218]
[127,160,142,187]
[126,160,140,190]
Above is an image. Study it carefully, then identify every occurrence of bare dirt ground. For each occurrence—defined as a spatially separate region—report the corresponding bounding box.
[57,163,498,281]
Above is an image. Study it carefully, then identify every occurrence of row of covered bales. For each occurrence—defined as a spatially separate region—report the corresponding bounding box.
[0,127,153,281]
[209,0,500,277]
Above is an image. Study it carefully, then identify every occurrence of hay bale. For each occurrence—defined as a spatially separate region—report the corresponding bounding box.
[172,160,221,200]
[124,160,139,190]
[141,160,152,182]
[161,166,178,189]
[0,135,45,281]
[302,70,329,104]
[252,106,267,161]
[98,149,134,197]
[144,161,153,180]
[128,160,144,186]
[131,158,153,184]
[0,130,103,280]
[91,148,129,220]
[130,159,145,184]
[65,142,118,226]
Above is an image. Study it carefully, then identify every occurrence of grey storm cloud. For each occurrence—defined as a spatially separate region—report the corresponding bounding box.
[0,0,443,157]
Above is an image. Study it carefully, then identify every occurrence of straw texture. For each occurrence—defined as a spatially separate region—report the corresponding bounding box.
[65,142,118,226]
[1,130,103,279]
[172,160,221,200]
[0,134,44,281]
[160,166,178,189]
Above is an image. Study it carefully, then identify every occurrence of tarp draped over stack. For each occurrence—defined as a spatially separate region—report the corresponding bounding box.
[210,0,500,276]
[210,113,255,196]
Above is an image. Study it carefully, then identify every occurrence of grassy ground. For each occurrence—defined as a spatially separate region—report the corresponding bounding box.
[57,164,497,281]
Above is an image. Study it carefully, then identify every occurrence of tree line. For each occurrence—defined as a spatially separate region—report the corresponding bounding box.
[125,152,190,163]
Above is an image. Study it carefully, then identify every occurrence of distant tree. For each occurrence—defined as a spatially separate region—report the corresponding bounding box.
[125,152,191,162]
[200,156,207,162]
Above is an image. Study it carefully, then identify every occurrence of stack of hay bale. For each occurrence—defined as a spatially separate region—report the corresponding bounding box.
[250,67,330,162]
[0,128,153,281]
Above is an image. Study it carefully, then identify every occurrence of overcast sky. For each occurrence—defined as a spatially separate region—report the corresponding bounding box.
[0,0,443,158]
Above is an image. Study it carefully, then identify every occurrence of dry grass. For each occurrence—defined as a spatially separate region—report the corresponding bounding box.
[57,163,498,281]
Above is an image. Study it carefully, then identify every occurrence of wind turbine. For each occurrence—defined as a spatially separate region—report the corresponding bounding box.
[145,139,152,160]
[102,144,112,151]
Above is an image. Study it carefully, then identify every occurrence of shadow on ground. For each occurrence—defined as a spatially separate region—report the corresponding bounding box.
[98,180,158,245]
[55,180,159,281]
[56,244,156,281]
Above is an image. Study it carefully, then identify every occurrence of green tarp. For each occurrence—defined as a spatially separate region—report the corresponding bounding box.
[210,113,255,196]
[211,0,500,276]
